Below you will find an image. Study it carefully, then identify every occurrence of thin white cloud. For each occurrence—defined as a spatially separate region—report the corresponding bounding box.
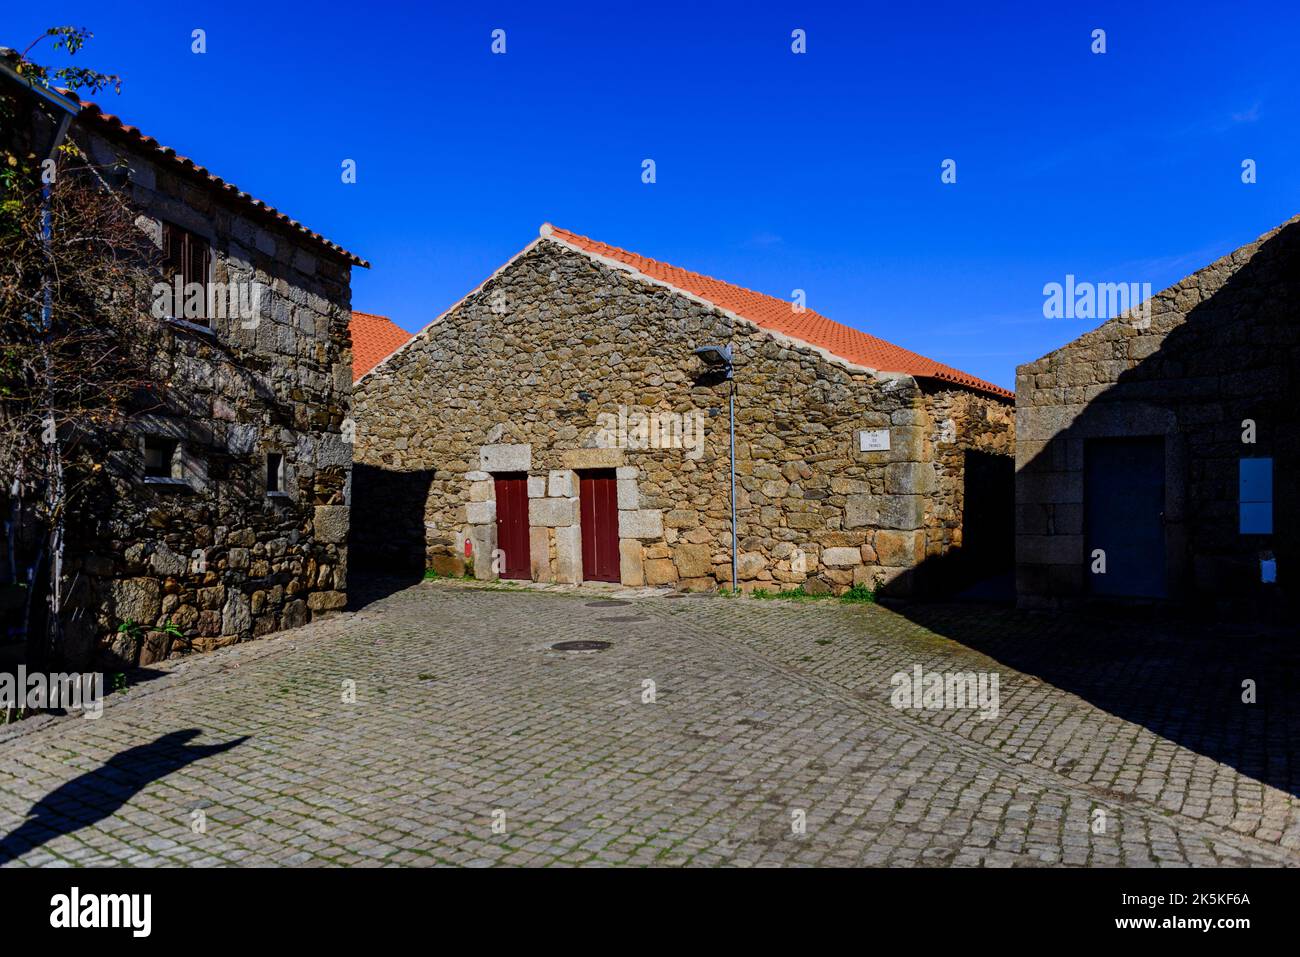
[1231,102,1262,124]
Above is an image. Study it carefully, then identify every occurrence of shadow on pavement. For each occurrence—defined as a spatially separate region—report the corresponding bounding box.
[895,601,1300,800]
[0,729,249,864]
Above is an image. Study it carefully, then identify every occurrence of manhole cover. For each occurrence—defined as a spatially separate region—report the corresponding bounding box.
[584,600,630,608]
[551,640,612,652]
[663,593,689,599]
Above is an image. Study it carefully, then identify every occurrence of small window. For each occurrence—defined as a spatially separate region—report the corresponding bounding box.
[162,222,211,324]
[143,437,181,480]
[266,453,285,494]
[1239,458,1273,534]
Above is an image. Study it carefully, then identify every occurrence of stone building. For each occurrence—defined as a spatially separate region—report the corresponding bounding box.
[1015,214,1299,619]
[6,84,365,667]
[352,224,1013,596]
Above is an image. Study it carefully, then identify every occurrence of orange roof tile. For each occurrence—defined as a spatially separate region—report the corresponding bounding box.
[350,311,413,382]
[546,225,1011,399]
[59,90,369,268]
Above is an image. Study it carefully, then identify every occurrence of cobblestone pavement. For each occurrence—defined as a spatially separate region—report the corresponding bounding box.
[0,580,1295,867]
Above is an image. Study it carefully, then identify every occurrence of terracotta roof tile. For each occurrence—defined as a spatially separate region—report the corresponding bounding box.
[545,225,1011,399]
[350,311,412,382]
[59,90,369,268]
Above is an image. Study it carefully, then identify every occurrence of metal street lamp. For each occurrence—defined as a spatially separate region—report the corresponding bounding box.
[694,345,737,593]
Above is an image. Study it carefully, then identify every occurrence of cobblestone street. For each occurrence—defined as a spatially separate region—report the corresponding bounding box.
[1,580,1296,867]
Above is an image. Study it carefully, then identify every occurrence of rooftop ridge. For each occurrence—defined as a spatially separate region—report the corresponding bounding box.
[542,224,1011,399]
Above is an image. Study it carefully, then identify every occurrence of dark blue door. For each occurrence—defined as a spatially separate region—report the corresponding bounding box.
[1085,437,1166,598]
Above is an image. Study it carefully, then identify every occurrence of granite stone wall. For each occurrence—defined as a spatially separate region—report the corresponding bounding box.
[353,237,1012,596]
[1015,215,1299,617]
[922,387,1016,588]
[56,125,355,667]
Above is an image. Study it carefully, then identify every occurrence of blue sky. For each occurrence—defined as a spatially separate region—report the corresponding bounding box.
[8,2,1299,388]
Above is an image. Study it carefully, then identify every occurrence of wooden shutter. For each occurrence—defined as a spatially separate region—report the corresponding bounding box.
[187,234,210,322]
[161,222,210,325]
[163,222,185,277]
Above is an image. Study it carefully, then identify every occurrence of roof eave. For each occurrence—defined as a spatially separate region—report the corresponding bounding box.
[62,90,370,269]
[916,374,1014,402]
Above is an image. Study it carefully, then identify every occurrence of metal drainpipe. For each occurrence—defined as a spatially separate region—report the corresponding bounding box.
[41,111,74,663]
[0,52,83,116]
[729,378,737,593]
[42,177,65,662]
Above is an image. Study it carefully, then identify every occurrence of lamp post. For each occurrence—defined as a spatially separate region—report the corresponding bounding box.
[694,345,736,593]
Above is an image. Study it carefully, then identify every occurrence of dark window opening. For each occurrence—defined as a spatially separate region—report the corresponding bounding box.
[267,452,285,494]
[143,437,181,480]
[162,222,211,324]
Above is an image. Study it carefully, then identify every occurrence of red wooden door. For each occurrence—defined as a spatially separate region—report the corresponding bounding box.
[580,470,620,583]
[494,473,531,580]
